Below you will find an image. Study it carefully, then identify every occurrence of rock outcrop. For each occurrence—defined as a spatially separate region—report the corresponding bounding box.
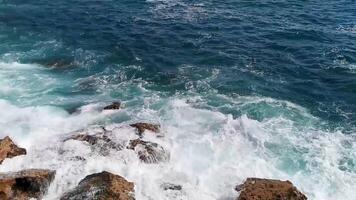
[130,123,160,135]
[0,136,26,164]
[128,139,169,163]
[64,133,122,152]
[0,169,55,200]
[103,102,122,110]
[236,178,307,200]
[60,171,134,200]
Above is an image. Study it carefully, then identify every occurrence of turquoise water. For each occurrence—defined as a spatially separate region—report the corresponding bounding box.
[0,0,355,199]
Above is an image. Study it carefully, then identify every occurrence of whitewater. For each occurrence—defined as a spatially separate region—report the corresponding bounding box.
[0,61,355,200]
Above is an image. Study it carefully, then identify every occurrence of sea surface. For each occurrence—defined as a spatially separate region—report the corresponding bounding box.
[0,0,355,199]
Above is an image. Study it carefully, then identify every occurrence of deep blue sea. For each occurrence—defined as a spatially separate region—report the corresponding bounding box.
[0,0,355,199]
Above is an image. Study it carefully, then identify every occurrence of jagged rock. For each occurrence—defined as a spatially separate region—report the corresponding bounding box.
[64,132,122,151]
[161,183,182,191]
[235,178,307,200]
[0,169,55,200]
[103,102,121,110]
[0,136,26,164]
[129,123,160,135]
[128,139,168,163]
[60,171,134,200]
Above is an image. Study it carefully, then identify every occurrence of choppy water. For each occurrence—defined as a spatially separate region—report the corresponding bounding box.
[0,0,355,199]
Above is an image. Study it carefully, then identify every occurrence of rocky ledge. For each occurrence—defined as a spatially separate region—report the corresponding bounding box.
[60,171,134,200]
[0,169,55,200]
[130,123,160,136]
[0,136,26,164]
[64,123,168,163]
[236,178,307,200]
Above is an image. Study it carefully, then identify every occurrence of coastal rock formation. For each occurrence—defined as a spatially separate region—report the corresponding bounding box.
[103,102,122,110]
[130,123,160,135]
[0,169,55,200]
[235,178,307,200]
[0,136,26,164]
[128,139,169,163]
[60,171,134,200]
[63,125,168,163]
[63,133,122,153]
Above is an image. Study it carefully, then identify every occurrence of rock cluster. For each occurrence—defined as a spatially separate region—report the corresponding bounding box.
[0,102,308,200]
[64,123,168,163]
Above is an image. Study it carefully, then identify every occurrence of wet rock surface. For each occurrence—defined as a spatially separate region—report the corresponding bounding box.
[128,139,169,163]
[0,169,55,200]
[236,178,307,200]
[130,123,160,135]
[60,171,134,200]
[63,132,122,152]
[103,102,122,110]
[0,136,26,164]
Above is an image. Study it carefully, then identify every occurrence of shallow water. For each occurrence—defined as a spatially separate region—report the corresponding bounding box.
[0,0,355,199]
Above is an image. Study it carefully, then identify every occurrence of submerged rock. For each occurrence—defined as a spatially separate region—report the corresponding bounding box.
[60,171,134,200]
[128,139,169,163]
[161,183,182,191]
[235,178,307,200]
[0,169,55,200]
[129,123,160,135]
[0,136,26,164]
[103,102,122,110]
[34,58,74,69]
[63,133,122,152]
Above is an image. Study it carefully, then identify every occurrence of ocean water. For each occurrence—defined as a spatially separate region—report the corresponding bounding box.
[0,0,355,199]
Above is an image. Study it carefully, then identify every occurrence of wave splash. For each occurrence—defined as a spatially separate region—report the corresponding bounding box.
[0,94,354,200]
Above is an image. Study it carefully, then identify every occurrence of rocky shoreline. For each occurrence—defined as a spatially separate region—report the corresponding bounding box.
[0,102,308,200]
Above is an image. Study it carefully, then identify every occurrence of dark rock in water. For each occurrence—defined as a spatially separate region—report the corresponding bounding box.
[65,134,99,145]
[161,183,182,191]
[103,102,121,110]
[129,123,160,135]
[63,133,122,152]
[0,136,26,164]
[0,169,55,200]
[235,178,307,200]
[34,58,74,69]
[128,139,168,163]
[69,156,86,162]
[60,171,135,200]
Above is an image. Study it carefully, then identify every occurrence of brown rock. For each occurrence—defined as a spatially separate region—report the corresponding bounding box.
[236,178,307,200]
[129,123,160,135]
[128,139,169,163]
[103,102,121,110]
[60,171,134,200]
[0,169,55,200]
[0,136,26,164]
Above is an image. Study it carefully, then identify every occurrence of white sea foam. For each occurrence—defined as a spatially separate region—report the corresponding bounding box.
[0,96,354,200]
